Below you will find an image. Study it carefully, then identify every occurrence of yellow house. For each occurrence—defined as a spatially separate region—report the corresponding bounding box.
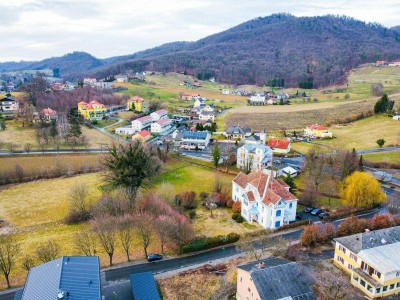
[127,96,145,112]
[334,226,400,298]
[304,124,333,138]
[77,101,107,120]
[132,129,151,143]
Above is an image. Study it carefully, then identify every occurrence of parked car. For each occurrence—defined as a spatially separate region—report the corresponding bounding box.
[318,212,330,219]
[311,209,322,216]
[304,207,315,213]
[147,254,163,262]
[296,213,302,220]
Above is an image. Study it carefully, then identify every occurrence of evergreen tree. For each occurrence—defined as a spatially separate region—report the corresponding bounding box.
[283,173,297,195]
[69,117,82,138]
[211,142,221,168]
[359,155,364,171]
[49,120,58,142]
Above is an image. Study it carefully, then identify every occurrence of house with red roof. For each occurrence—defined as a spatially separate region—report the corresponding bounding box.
[131,115,152,131]
[127,95,145,112]
[40,107,58,122]
[232,170,298,229]
[132,130,151,142]
[77,100,107,120]
[304,124,333,138]
[267,138,291,154]
[150,109,168,121]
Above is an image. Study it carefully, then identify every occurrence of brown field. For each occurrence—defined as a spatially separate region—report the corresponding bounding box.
[225,99,375,131]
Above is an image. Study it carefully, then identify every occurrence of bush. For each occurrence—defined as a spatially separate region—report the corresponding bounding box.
[64,210,92,224]
[188,210,196,219]
[226,199,234,207]
[231,212,240,220]
[235,216,244,223]
[232,201,241,212]
[180,232,240,253]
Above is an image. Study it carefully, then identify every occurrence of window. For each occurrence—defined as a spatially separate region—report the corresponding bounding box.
[390,284,395,290]
[396,272,400,277]
[383,286,387,292]
[348,263,353,270]
[396,282,400,288]
[248,287,251,292]
[289,202,293,208]
[276,210,281,217]
[373,269,381,278]
[275,221,281,228]
[338,245,346,254]
[376,288,381,294]
[240,277,242,282]
[360,279,366,287]
[350,253,357,262]
[337,256,344,264]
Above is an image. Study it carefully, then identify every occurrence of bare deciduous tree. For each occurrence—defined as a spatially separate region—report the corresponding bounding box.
[91,218,117,266]
[35,240,60,263]
[134,213,153,257]
[21,254,35,272]
[0,235,20,288]
[74,229,97,256]
[69,182,90,213]
[117,215,135,261]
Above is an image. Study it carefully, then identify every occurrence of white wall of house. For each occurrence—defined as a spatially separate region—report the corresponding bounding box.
[115,127,136,135]
[132,118,152,131]
[151,122,171,134]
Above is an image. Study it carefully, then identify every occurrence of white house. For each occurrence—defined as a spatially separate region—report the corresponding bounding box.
[115,75,128,83]
[236,144,273,171]
[199,111,215,122]
[393,115,400,120]
[180,131,211,150]
[115,126,136,135]
[267,138,291,154]
[151,117,172,134]
[249,93,266,105]
[193,99,205,108]
[222,89,230,95]
[232,171,298,229]
[131,115,152,131]
[150,109,168,121]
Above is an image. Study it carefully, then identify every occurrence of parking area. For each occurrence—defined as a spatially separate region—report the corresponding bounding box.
[296,211,322,223]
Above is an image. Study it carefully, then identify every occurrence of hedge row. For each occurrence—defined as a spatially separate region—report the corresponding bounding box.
[275,219,311,232]
[180,232,240,254]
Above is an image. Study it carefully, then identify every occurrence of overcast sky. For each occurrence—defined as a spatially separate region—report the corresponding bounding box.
[1,0,399,62]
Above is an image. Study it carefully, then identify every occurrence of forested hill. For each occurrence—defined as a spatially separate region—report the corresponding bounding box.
[2,14,400,87]
[94,14,400,87]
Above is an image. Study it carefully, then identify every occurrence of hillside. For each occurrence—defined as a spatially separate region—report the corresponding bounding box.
[2,14,400,87]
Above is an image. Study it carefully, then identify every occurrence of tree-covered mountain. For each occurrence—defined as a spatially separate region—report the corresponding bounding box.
[2,14,400,87]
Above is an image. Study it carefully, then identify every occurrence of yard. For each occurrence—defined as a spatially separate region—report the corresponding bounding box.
[362,151,400,164]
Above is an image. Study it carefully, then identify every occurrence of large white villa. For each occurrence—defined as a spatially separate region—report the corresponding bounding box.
[232,171,298,229]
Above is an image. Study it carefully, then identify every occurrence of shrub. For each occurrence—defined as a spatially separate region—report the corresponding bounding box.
[180,232,240,253]
[235,216,244,223]
[64,210,92,224]
[369,214,395,230]
[232,201,241,212]
[337,215,369,237]
[178,191,197,209]
[231,212,240,220]
[300,224,319,247]
[188,210,196,219]
[226,199,234,207]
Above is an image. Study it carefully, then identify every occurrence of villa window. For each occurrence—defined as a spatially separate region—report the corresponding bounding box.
[396,282,400,288]
[376,288,381,294]
[390,284,395,290]
[276,210,281,217]
[383,286,387,292]
[275,221,280,227]
[289,202,292,209]
[360,279,366,287]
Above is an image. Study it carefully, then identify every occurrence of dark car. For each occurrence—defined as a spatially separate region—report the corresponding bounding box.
[296,213,302,220]
[319,212,330,219]
[147,254,163,262]
[304,207,315,213]
[311,209,322,216]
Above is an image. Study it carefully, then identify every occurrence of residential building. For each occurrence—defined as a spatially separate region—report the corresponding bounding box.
[115,75,128,82]
[333,226,400,299]
[388,61,400,67]
[83,78,97,86]
[267,138,291,154]
[232,171,297,229]
[237,257,315,300]
[0,96,19,118]
[304,124,333,138]
[244,130,267,145]
[193,98,205,108]
[376,60,387,66]
[172,125,187,140]
[150,109,168,121]
[132,130,151,142]
[130,272,161,300]
[236,144,273,171]
[180,131,211,150]
[181,93,201,101]
[127,95,145,112]
[95,82,112,89]
[226,124,251,140]
[151,117,172,134]
[199,111,215,121]
[249,93,266,105]
[40,107,58,122]
[132,115,152,131]
[201,104,214,112]
[115,126,136,135]
[222,89,230,95]
[77,101,107,120]
[14,256,101,300]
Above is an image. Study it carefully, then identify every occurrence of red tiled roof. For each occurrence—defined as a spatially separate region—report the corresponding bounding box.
[135,116,152,123]
[261,189,281,205]
[42,108,57,117]
[138,130,150,137]
[132,95,144,102]
[267,139,290,150]
[245,191,255,202]
[306,124,327,130]
[154,109,167,115]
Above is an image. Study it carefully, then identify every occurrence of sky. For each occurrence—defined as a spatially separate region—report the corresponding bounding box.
[0,0,399,62]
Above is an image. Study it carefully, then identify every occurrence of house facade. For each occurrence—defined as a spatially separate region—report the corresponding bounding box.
[226,124,251,140]
[236,144,273,171]
[304,124,333,138]
[232,171,298,229]
[150,109,168,121]
[40,108,58,122]
[0,96,19,118]
[132,130,151,142]
[77,101,107,120]
[248,93,266,105]
[131,115,152,131]
[127,95,145,112]
[151,117,172,134]
[180,131,211,150]
[334,226,400,299]
[267,138,291,154]
[199,111,215,121]
[237,257,315,300]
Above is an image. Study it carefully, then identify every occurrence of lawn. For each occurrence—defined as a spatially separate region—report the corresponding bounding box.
[318,115,400,150]
[362,150,400,164]
[291,142,331,154]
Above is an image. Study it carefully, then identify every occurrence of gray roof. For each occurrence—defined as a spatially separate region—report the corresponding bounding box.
[19,256,101,300]
[245,135,260,142]
[226,125,251,134]
[130,272,161,300]
[0,96,18,102]
[334,226,400,254]
[182,131,209,140]
[238,258,315,300]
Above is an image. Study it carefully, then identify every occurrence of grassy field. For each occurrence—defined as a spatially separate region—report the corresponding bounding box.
[318,115,400,150]
[0,120,115,150]
[362,151,400,163]
[0,154,103,173]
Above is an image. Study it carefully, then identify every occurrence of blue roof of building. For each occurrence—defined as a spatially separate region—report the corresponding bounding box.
[130,272,161,300]
[18,256,101,300]
[183,130,209,140]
